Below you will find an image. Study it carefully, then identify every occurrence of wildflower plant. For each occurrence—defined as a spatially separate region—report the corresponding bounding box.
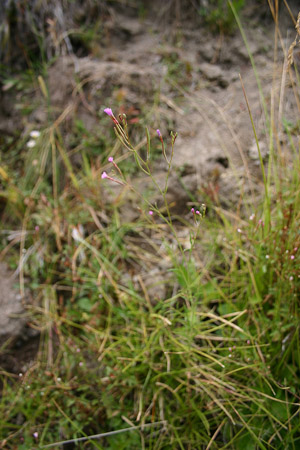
[102,109,186,246]
[102,110,209,316]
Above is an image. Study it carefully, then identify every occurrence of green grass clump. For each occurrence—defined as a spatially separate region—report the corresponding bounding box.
[199,0,245,34]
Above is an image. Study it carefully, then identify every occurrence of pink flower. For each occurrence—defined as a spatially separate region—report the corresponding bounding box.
[156,129,162,138]
[149,211,153,216]
[100,172,125,186]
[104,108,113,117]
[196,210,200,215]
[291,255,295,260]
[33,432,38,439]
[108,156,114,162]
[191,208,195,214]
[104,108,119,125]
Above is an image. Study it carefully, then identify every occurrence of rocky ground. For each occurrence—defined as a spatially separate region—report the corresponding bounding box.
[0,1,299,370]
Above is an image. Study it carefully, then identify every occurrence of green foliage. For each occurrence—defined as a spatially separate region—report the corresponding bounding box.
[199,0,245,34]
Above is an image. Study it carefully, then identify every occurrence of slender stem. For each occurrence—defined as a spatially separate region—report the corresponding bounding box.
[239,75,270,228]
[41,421,167,448]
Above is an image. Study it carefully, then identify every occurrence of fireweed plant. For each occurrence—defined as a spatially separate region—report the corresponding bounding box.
[102,107,206,311]
[103,110,195,243]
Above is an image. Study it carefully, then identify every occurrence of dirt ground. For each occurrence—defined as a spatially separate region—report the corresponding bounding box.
[0,1,299,370]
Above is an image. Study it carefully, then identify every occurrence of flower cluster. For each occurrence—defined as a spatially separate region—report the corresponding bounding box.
[27,130,41,148]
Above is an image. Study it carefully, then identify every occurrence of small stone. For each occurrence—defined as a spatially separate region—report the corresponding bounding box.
[199,63,228,87]
[0,263,26,344]
[199,63,222,80]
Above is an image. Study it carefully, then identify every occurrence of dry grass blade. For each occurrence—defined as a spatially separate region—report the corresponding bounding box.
[41,421,167,448]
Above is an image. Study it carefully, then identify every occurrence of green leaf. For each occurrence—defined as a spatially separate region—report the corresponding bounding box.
[77,297,93,312]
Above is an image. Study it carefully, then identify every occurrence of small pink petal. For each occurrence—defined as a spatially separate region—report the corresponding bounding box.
[156,129,162,138]
[148,211,153,216]
[101,172,108,179]
[108,156,114,162]
[33,432,38,439]
[104,108,113,117]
